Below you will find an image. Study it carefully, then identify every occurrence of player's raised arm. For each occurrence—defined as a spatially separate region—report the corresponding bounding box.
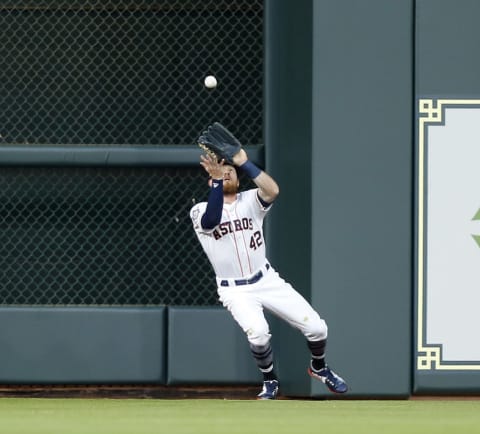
[198,153,225,230]
[233,149,279,204]
[196,122,279,205]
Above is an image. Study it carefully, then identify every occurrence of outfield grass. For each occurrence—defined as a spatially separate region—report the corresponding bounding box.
[0,398,479,434]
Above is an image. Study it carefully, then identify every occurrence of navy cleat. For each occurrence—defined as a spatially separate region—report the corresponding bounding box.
[257,380,279,400]
[308,366,348,394]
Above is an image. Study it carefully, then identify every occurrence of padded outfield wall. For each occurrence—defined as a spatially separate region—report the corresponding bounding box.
[266,0,480,397]
[266,0,412,398]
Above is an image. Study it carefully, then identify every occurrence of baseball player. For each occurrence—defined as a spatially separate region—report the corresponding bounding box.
[190,124,348,399]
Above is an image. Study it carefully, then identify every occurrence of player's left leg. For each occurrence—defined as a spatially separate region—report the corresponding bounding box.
[258,268,327,341]
[258,268,348,393]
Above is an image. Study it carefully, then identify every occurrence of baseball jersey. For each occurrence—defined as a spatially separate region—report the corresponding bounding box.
[190,188,271,279]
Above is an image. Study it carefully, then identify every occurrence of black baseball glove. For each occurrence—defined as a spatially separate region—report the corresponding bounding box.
[197,122,242,165]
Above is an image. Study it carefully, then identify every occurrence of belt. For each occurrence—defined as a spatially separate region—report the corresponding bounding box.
[219,264,270,287]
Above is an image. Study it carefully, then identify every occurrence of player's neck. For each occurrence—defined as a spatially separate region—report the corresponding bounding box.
[223,193,237,204]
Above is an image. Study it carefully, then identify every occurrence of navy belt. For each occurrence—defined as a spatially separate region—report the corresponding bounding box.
[220,264,270,287]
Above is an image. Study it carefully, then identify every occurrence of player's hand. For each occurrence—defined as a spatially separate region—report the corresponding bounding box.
[232,148,248,166]
[200,153,224,179]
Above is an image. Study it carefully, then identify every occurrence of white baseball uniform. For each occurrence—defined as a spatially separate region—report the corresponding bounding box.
[190,188,327,347]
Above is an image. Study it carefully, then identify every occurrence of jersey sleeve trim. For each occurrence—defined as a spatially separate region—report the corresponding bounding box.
[190,203,215,234]
[256,190,274,211]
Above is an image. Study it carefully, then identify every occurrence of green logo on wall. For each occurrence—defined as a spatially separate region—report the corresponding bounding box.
[473,208,480,248]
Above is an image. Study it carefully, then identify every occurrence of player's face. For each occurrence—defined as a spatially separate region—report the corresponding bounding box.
[222,165,239,194]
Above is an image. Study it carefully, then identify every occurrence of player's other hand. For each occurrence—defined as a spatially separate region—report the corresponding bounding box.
[200,153,224,179]
[232,148,248,166]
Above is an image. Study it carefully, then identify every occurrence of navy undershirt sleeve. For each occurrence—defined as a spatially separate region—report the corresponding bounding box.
[201,179,224,229]
[257,191,273,208]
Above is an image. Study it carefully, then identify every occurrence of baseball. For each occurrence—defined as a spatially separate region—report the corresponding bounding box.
[204,75,217,89]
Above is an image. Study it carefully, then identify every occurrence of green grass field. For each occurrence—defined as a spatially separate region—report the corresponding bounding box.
[1,398,479,434]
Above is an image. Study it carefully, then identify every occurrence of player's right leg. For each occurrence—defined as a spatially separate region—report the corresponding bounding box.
[218,287,279,399]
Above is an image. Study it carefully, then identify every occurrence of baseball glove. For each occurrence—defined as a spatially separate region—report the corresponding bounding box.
[197,122,242,165]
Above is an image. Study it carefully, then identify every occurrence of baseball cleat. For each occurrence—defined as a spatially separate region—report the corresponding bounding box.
[257,380,279,400]
[308,366,348,394]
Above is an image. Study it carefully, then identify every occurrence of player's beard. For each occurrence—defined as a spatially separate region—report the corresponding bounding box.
[223,182,239,195]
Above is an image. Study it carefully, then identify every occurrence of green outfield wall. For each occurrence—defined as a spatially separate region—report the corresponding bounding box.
[265,0,412,398]
[414,0,480,394]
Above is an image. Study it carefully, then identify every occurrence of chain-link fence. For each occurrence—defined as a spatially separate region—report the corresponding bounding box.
[0,0,264,145]
[0,0,264,306]
[0,166,218,305]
